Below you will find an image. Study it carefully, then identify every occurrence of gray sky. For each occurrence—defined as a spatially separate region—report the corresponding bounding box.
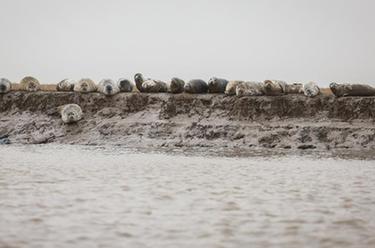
[1,0,374,86]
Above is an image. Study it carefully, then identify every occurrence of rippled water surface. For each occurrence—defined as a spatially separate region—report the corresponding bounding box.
[0,145,375,248]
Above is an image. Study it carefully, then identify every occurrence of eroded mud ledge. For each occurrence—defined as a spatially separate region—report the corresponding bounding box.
[1,92,375,151]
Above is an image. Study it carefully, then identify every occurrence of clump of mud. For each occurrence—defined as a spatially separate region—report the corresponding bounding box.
[1,92,375,151]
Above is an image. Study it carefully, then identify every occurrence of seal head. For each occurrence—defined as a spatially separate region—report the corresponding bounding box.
[98,79,119,96]
[303,82,320,97]
[20,76,40,92]
[208,77,229,93]
[0,78,11,94]
[169,77,185,94]
[134,73,145,92]
[74,78,97,93]
[59,104,83,124]
[117,78,134,92]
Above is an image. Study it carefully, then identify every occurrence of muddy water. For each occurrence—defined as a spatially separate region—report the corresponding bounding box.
[0,145,374,248]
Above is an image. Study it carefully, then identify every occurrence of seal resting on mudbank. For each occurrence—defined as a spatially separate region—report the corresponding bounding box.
[169,77,185,94]
[59,104,83,124]
[225,80,245,95]
[20,76,41,92]
[235,81,265,96]
[134,73,146,92]
[117,78,134,92]
[98,79,120,96]
[56,79,75,91]
[208,77,229,93]
[264,80,304,96]
[134,73,167,93]
[0,78,11,94]
[184,79,208,94]
[74,78,97,93]
[330,83,375,97]
[303,82,320,97]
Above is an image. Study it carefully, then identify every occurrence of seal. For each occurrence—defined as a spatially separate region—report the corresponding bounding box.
[285,83,304,94]
[19,76,41,92]
[117,78,134,92]
[235,81,265,97]
[134,73,146,92]
[59,104,83,124]
[0,78,11,94]
[74,78,97,93]
[263,80,287,96]
[225,80,245,95]
[330,83,375,97]
[169,77,185,94]
[56,79,75,92]
[184,79,208,94]
[98,79,120,96]
[208,77,229,93]
[303,82,320,97]
[142,79,168,93]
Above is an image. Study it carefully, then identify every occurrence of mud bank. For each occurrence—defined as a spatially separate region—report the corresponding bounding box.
[1,92,375,151]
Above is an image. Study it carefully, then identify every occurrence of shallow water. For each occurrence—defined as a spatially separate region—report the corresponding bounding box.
[0,145,374,248]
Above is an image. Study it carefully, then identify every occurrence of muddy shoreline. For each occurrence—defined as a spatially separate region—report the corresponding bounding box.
[1,92,375,151]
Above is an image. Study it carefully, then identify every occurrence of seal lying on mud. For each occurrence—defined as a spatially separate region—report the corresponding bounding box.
[264,80,304,95]
[134,73,149,92]
[56,79,75,91]
[0,78,11,94]
[225,80,245,95]
[74,78,97,93]
[169,77,185,94]
[117,78,134,92]
[184,79,208,94]
[98,79,120,96]
[236,81,265,96]
[142,79,168,93]
[208,77,229,93]
[303,82,320,97]
[59,104,83,124]
[329,83,375,97]
[20,76,41,92]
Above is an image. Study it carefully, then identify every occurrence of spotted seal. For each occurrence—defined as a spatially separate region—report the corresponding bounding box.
[208,77,229,93]
[98,79,120,96]
[169,77,185,94]
[59,104,83,124]
[235,81,265,96]
[329,83,375,97]
[0,78,11,94]
[20,76,41,92]
[224,80,245,95]
[134,73,146,92]
[57,79,75,92]
[264,80,304,95]
[142,79,168,93]
[184,79,208,94]
[117,78,134,92]
[303,82,320,97]
[74,78,97,93]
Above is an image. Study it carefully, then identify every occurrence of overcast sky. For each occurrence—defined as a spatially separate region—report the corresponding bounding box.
[1,0,374,86]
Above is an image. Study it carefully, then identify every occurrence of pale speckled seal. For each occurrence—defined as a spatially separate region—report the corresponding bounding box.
[59,104,83,124]
[208,77,229,93]
[98,79,120,96]
[142,79,168,93]
[264,80,304,96]
[57,79,75,92]
[225,80,245,95]
[184,79,208,94]
[20,76,41,92]
[74,78,97,93]
[169,77,185,94]
[235,81,265,97]
[117,78,134,92]
[330,83,375,97]
[303,82,320,97]
[0,78,11,94]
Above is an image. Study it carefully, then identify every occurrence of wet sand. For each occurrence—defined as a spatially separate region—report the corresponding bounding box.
[1,92,375,153]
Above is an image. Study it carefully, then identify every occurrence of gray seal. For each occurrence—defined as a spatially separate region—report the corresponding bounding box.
[57,79,75,92]
[142,80,168,93]
[74,78,97,93]
[59,104,83,124]
[303,82,320,97]
[0,78,11,94]
[208,77,229,93]
[169,77,185,94]
[20,76,41,92]
[264,80,287,96]
[117,78,134,92]
[184,79,208,94]
[235,81,265,96]
[134,73,146,92]
[330,83,375,97]
[98,79,120,96]
[225,80,245,95]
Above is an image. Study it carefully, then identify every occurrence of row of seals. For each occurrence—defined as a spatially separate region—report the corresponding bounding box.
[1,76,375,97]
